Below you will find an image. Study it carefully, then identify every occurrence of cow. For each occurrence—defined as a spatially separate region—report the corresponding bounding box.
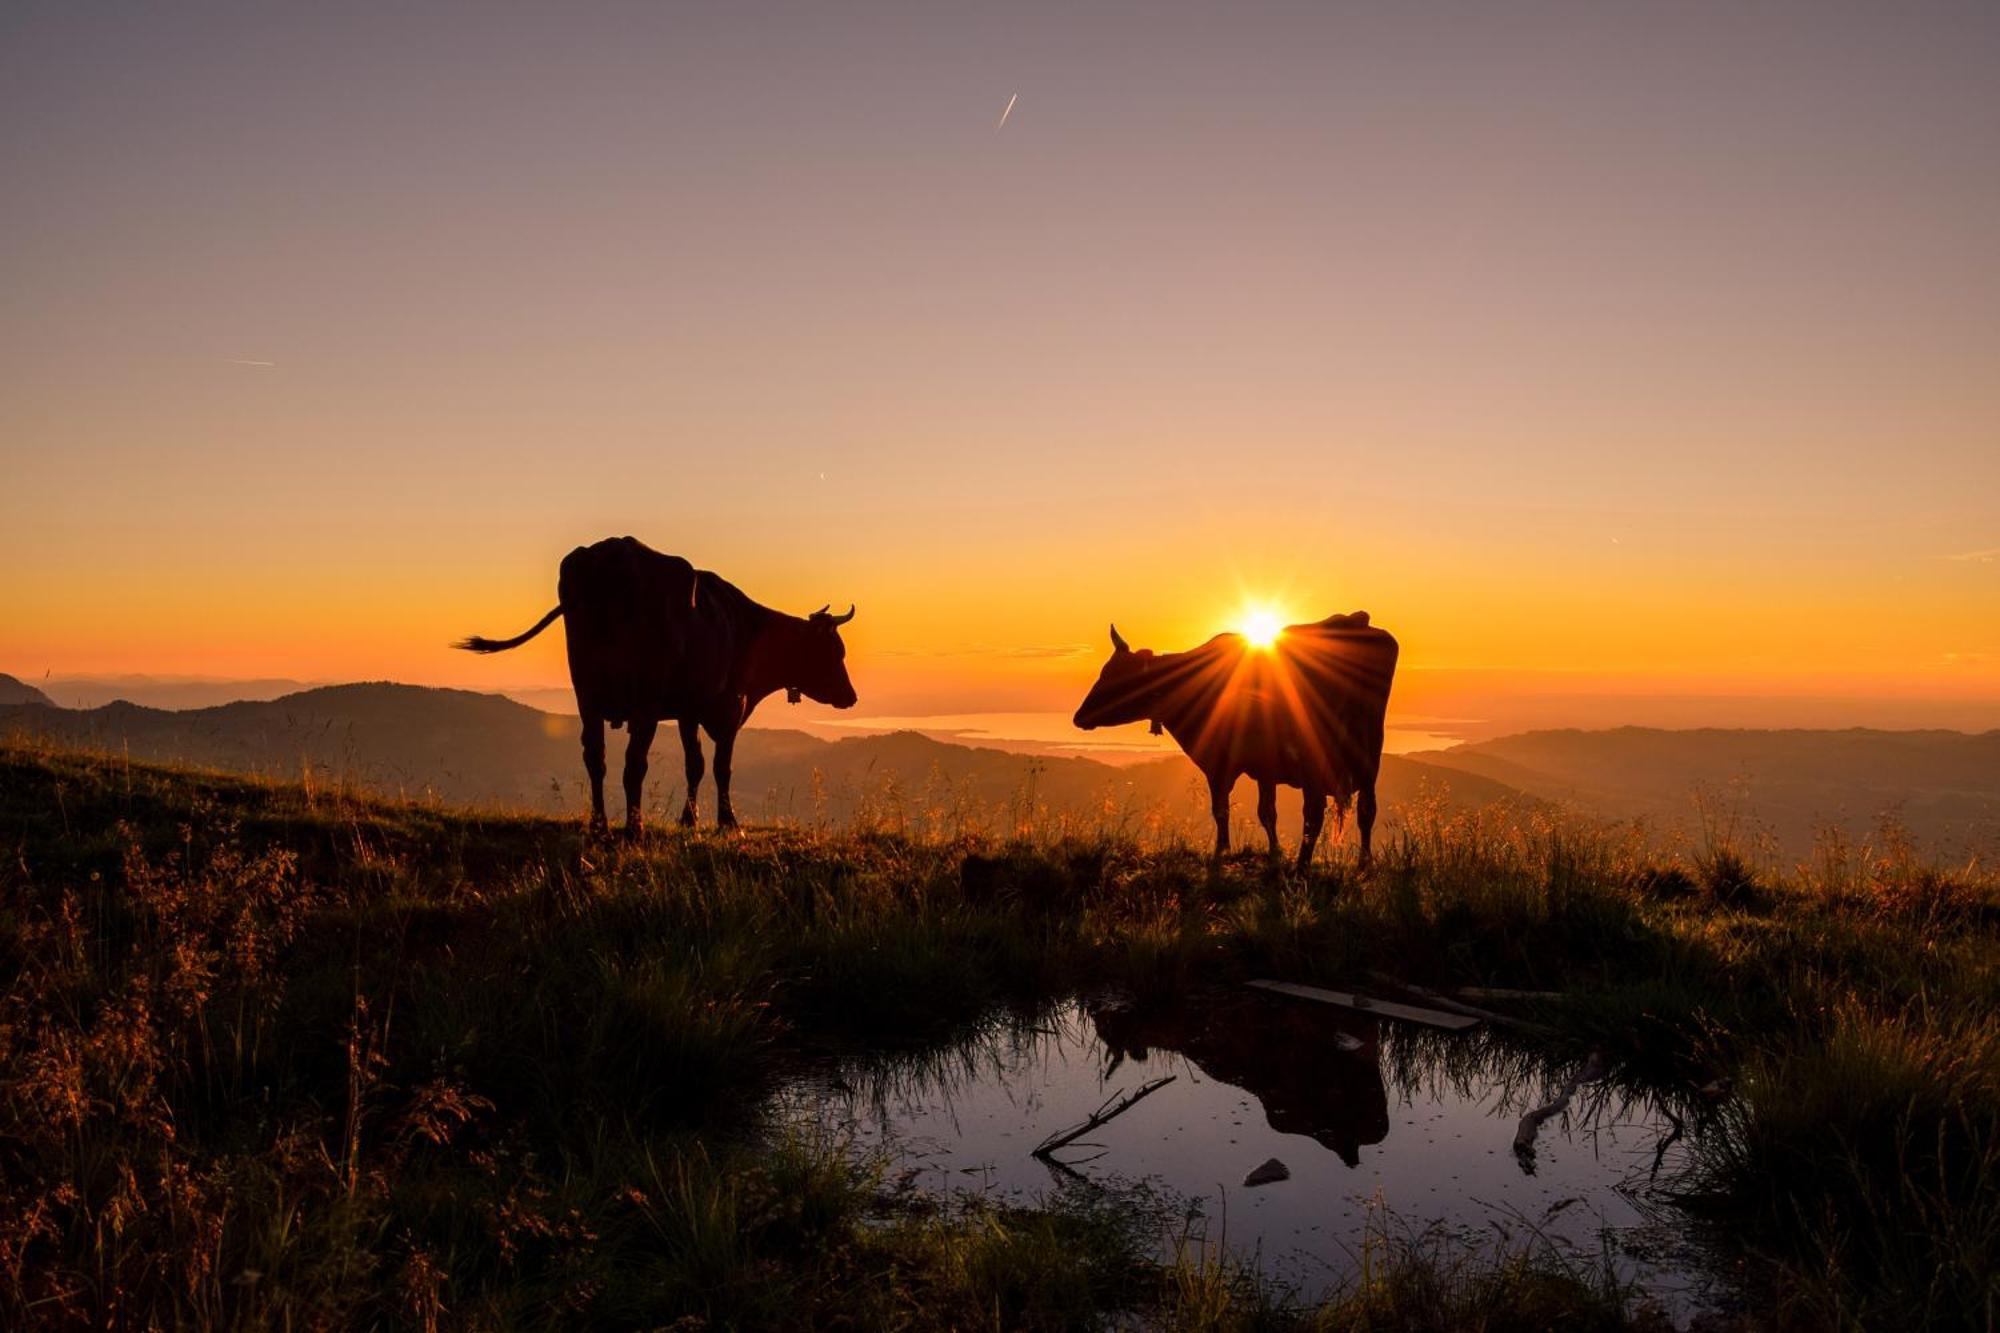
[1072,612,1398,870]
[1087,995,1387,1167]
[455,536,857,836]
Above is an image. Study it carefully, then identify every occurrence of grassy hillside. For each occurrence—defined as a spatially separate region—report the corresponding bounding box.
[2,744,1995,1329]
[0,682,1530,840]
[1416,727,2000,860]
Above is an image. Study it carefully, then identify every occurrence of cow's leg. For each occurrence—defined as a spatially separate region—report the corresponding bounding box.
[712,727,740,828]
[1256,780,1280,858]
[1206,771,1231,859]
[622,717,659,839]
[1299,787,1327,872]
[1356,780,1379,871]
[581,713,608,836]
[677,718,704,827]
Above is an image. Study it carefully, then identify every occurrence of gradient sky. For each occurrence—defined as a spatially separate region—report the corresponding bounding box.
[4,2,1997,721]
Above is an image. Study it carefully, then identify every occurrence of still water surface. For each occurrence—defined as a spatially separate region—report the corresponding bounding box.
[781,993,1721,1320]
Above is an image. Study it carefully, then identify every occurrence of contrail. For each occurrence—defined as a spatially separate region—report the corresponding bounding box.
[227,358,276,367]
[995,92,1017,131]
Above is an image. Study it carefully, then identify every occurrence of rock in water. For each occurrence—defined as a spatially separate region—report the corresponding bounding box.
[1243,1158,1290,1187]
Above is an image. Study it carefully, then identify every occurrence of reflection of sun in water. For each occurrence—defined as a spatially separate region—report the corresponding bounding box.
[1238,606,1286,649]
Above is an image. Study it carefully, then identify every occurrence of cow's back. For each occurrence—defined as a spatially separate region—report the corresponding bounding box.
[1281,618,1398,792]
[558,537,702,725]
[1178,618,1397,795]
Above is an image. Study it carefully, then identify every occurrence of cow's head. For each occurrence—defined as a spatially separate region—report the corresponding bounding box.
[787,605,858,708]
[1073,624,1157,730]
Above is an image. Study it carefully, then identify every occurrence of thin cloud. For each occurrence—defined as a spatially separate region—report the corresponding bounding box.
[1945,548,1999,563]
[876,643,1092,660]
[1002,644,1091,659]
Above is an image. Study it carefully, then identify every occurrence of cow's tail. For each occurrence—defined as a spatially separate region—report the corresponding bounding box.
[454,606,562,654]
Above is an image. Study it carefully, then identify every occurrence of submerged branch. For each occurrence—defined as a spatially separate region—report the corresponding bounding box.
[1032,1075,1176,1159]
[1512,1049,1611,1169]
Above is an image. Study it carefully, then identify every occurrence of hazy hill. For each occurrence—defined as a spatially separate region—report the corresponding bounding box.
[0,682,1524,839]
[12,684,1996,856]
[0,674,55,707]
[38,673,583,719]
[37,675,318,710]
[1416,727,2000,859]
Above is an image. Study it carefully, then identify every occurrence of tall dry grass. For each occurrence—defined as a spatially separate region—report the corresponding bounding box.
[2,742,1994,1328]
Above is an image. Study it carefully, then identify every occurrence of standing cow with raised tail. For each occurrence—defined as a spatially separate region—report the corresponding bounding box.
[1072,612,1398,870]
[456,536,857,837]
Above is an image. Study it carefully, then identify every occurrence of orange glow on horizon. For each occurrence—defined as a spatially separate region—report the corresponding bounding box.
[2,4,1997,737]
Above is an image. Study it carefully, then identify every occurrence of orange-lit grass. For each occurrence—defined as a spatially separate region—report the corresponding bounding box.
[1,742,1994,1328]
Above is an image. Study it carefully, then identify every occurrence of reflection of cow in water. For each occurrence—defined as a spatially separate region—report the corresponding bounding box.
[1072,613,1398,868]
[456,536,858,835]
[1086,994,1389,1168]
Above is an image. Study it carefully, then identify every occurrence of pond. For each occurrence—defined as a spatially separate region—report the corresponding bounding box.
[778,990,1726,1322]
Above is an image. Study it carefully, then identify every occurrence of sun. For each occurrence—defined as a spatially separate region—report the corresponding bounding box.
[1238,606,1286,649]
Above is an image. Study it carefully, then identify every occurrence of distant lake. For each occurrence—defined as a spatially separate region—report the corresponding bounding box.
[792,711,1475,763]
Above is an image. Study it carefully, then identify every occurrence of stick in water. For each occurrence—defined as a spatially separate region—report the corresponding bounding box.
[1032,1076,1176,1158]
[1513,1050,1610,1168]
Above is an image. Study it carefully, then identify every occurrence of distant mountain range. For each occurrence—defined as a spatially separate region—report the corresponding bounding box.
[4,683,1996,858]
[1414,727,2000,860]
[33,675,321,710]
[0,683,1523,842]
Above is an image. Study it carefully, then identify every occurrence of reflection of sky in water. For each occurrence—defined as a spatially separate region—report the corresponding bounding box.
[780,997,1721,1322]
[800,711,1473,760]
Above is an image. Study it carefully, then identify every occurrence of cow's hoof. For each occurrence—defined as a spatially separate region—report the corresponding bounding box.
[718,813,740,831]
[677,811,697,829]
[622,823,646,843]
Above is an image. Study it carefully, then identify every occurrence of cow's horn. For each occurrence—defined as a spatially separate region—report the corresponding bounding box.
[1109,623,1129,653]
[829,605,855,626]
[813,604,830,617]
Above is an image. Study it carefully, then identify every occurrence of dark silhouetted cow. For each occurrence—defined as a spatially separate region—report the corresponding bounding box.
[456,536,856,835]
[1073,612,1397,869]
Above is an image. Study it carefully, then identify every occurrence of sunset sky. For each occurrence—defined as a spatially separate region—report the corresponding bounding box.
[4,3,1997,728]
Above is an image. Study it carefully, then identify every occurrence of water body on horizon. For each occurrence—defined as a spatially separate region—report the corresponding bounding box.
[795,711,1476,763]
